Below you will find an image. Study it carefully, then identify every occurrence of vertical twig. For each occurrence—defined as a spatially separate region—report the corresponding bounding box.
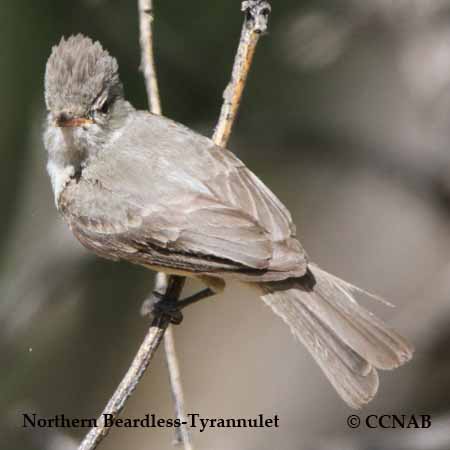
[76,2,271,449]
[139,1,194,448]
[139,0,162,115]
[158,274,193,449]
[213,0,271,147]
[164,322,193,448]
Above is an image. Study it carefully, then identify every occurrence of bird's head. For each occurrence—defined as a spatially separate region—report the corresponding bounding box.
[44,34,131,167]
[45,34,125,129]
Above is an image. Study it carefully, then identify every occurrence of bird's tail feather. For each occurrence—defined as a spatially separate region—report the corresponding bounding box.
[259,264,413,409]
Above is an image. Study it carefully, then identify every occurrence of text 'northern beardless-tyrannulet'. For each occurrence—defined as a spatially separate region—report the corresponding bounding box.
[43,35,413,409]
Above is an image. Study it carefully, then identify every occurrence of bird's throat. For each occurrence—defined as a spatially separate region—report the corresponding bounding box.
[45,124,91,205]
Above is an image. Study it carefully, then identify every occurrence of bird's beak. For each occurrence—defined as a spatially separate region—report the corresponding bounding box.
[55,116,94,128]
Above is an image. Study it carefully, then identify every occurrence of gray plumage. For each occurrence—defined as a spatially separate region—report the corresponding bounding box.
[45,34,122,118]
[43,35,413,409]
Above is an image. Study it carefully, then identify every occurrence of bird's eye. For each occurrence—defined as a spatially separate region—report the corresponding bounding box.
[98,100,109,114]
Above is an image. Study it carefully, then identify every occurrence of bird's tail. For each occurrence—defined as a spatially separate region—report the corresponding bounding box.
[258,264,413,409]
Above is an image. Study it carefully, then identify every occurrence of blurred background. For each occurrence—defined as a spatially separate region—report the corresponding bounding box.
[1,0,450,449]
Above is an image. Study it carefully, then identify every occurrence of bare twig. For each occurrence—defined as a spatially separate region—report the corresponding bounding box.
[77,276,184,450]
[158,274,193,449]
[77,2,271,449]
[139,0,162,115]
[164,323,193,448]
[213,0,271,147]
[77,315,169,450]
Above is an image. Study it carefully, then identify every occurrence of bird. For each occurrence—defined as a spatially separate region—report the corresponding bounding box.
[43,34,413,409]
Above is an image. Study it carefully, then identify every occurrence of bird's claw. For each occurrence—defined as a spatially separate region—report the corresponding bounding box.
[141,291,183,325]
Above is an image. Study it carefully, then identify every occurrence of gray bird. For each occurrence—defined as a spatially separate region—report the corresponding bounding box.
[44,35,413,409]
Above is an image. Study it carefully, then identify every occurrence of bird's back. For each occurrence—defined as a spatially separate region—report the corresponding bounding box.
[63,111,308,280]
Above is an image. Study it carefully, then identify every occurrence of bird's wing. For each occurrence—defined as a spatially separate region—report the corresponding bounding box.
[61,179,276,275]
[61,113,307,278]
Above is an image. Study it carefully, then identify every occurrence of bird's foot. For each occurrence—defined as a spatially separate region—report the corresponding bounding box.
[141,287,215,325]
[141,291,183,325]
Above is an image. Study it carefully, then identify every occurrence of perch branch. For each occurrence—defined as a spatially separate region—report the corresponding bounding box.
[77,314,169,450]
[77,275,184,450]
[76,1,271,449]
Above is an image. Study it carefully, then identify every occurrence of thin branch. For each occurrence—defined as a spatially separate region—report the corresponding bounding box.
[77,276,184,450]
[139,0,162,115]
[158,274,193,449]
[164,324,193,448]
[213,0,271,147]
[76,2,271,449]
[77,314,169,450]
